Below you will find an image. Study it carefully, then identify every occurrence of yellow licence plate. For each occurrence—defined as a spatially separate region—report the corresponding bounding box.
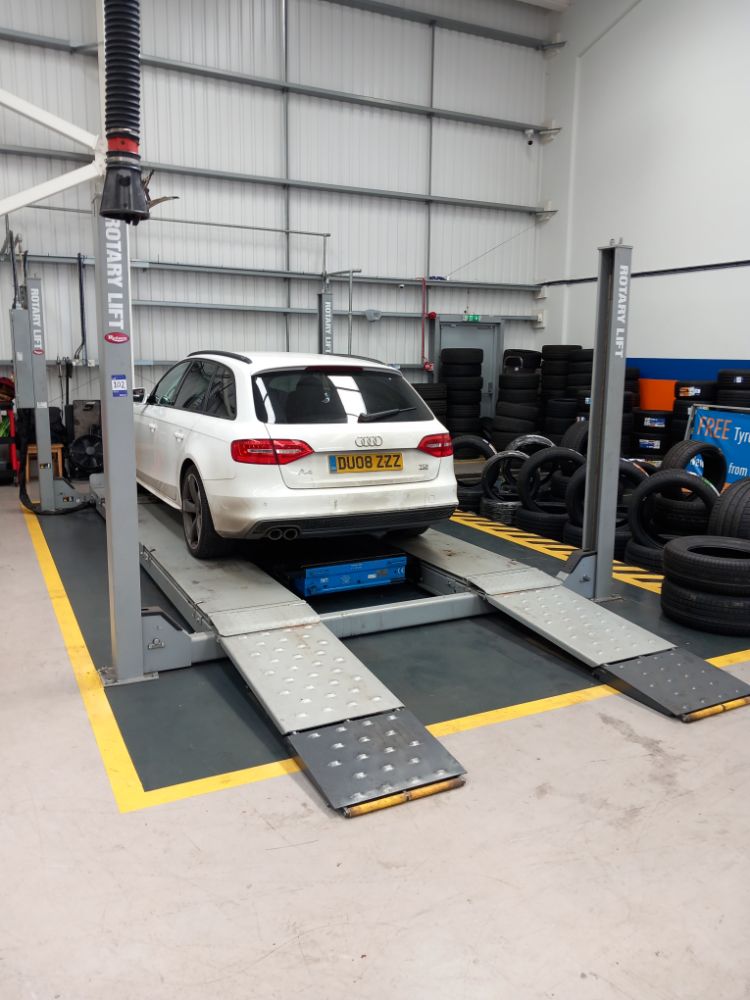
[328,452,403,474]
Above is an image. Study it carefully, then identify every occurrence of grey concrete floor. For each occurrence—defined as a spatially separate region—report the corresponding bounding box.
[2,485,750,1000]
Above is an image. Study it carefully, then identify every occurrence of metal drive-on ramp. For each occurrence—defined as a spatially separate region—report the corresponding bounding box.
[134,507,750,814]
[398,532,750,722]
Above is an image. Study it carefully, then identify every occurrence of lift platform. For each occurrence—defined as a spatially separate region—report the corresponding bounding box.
[126,499,750,815]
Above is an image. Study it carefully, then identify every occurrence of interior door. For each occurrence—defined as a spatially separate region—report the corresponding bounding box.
[438,322,502,417]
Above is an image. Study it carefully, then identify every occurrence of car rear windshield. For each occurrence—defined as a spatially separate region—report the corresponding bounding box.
[253,367,434,424]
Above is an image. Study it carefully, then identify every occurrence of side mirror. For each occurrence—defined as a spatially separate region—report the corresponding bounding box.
[132,387,145,403]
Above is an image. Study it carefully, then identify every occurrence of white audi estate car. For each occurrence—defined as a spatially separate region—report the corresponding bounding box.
[134,351,457,557]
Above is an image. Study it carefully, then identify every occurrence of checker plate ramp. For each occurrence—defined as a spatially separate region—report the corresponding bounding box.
[601,648,750,719]
[220,623,402,734]
[289,708,465,811]
[490,586,674,667]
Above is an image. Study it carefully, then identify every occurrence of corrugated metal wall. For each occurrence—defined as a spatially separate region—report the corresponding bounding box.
[0,0,552,403]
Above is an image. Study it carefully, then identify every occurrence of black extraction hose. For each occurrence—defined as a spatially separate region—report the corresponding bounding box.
[99,0,149,223]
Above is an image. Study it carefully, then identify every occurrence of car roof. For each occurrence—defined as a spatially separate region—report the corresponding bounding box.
[190,350,393,371]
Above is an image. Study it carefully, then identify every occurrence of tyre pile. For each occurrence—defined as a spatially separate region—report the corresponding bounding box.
[490,349,542,451]
[716,369,750,409]
[660,476,750,635]
[440,347,484,438]
[669,379,717,446]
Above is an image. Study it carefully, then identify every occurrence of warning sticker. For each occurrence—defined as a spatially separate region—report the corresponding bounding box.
[111,374,128,398]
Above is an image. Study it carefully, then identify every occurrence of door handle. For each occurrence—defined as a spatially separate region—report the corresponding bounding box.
[174,431,185,442]
[148,423,157,432]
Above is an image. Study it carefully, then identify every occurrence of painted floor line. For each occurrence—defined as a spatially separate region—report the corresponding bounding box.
[23,509,750,814]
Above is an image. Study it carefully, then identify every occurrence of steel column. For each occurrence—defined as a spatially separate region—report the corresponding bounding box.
[561,243,632,601]
[93,209,146,683]
[25,278,56,510]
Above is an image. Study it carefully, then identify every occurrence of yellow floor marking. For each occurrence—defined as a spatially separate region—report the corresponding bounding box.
[452,510,664,594]
[23,509,750,813]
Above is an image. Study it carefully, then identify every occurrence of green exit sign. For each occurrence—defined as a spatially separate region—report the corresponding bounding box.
[464,314,482,322]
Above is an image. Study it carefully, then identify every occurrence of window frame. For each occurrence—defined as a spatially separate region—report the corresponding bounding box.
[147,361,192,408]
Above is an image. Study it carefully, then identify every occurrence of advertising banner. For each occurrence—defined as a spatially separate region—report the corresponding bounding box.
[690,406,750,483]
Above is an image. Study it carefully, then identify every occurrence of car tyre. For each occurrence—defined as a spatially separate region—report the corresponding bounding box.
[181,465,226,559]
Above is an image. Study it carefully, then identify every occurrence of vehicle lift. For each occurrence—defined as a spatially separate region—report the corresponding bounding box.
[3,3,750,816]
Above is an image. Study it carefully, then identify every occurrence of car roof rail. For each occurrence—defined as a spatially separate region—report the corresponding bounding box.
[188,350,252,364]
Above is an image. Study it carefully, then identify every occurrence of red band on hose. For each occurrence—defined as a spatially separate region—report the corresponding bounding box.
[107,137,139,154]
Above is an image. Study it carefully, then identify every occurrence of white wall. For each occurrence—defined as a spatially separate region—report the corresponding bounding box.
[540,0,750,359]
[0,0,553,404]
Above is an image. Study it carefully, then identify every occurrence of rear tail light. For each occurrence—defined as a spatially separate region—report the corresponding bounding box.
[417,433,453,458]
[231,438,314,465]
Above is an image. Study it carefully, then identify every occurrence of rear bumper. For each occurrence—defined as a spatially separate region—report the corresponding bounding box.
[244,504,457,539]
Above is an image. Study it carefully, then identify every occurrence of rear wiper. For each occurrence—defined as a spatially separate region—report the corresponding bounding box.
[358,406,416,423]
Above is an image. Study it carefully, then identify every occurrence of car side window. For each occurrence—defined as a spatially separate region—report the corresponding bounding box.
[204,364,237,420]
[150,361,191,407]
[173,359,217,413]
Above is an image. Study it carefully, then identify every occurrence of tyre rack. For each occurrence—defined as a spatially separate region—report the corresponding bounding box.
[127,500,750,816]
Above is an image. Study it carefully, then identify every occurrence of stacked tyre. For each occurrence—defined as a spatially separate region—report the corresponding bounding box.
[631,408,672,460]
[566,349,593,411]
[503,348,541,372]
[412,381,448,424]
[440,348,484,437]
[661,537,750,635]
[492,367,540,451]
[542,397,578,444]
[669,379,716,446]
[716,369,750,409]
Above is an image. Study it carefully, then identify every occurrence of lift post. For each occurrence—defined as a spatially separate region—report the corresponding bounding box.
[559,241,631,600]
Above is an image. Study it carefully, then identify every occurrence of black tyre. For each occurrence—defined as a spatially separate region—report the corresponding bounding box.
[495,401,539,422]
[442,375,483,390]
[562,521,631,558]
[451,434,496,462]
[545,398,578,419]
[499,372,540,390]
[633,409,672,432]
[413,382,447,400]
[516,447,585,511]
[564,459,647,527]
[497,388,541,404]
[447,390,482,404]
[540,360,569,376]
[490,430,521,451]
[508,434,554,455]
[627,469,719,548]
[708,477,750,539]
[551,469,571,499]
[441,347,483,364]
[515,504,568,541]
[674,381,717,402]
[544,417,574,434]
[542,344,582,358]
[480,495,521,523]
[717,369,750,388]
[560,420,589,455]
[651,493,709,534]
[660,440,727,491]
[441,362,482,378]
[672,399,693,418]
[625,366,640,380]
[717,389,750,407]
[448,404,481,418]
[632,433,669,457]
[567,374,592,387]
[456,481,484,511]
[491,416,536,434]
[503,348,541,370]
[569,348,594,363]
[540,376,568,391]
[661,579,750,636]
[481,449,529,498]
[624,539,664,572]
[662,536,750,595]
[181,465,226,559]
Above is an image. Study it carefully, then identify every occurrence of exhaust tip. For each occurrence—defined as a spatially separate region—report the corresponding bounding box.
[267,527,284,541]
[283,527,299,541]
